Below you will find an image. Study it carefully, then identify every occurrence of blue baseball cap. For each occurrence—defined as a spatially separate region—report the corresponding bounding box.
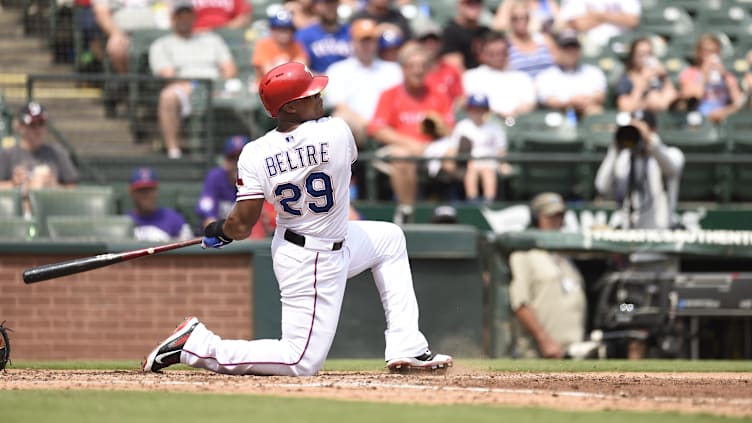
[466,93,489,109]
[379,29,404,50]
[269,10,295,29]
[129,167,159,190]
[224,135,250,157]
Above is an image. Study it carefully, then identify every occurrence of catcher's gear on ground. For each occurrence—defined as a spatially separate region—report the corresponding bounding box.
[0,320,11,371]
[259,62,329,117]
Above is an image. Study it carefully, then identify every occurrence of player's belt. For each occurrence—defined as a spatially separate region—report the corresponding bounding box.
[284,229,343,251]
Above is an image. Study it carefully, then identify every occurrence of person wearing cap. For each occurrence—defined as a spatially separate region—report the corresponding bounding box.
[350,0,412,42]
[378,28,404,62]
[448,93,510,203]
[368,42,455,224]
[534,29,606,118]
[252,10,309,86]
[127,167,194,242]
[439,0,490,72]
[195,136,277,239]
[508,192,587,358]
[559,0,640,50]
[295,0,352,74]
[0,102,78,216]
[595,112,684,230]
[325,18,402,144]
[415,21,464,106]
[462,31,537,120]
[149,1,238,159]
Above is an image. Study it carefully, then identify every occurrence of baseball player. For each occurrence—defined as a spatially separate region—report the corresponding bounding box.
[142,61,453,376]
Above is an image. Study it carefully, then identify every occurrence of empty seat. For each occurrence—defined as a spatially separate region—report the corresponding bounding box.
[723,110,752,200]
[580,110,622,152]
[0,189,22,217]
[0,217,36,240]
[47,215,135,241]
[29,186,115,237]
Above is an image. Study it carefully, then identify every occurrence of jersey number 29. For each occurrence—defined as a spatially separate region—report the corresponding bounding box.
[274,172,334,216]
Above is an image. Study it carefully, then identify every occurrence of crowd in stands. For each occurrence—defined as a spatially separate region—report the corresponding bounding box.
[8,0,752,230]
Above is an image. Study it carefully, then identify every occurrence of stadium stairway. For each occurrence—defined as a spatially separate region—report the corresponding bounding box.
[0,3,149,157]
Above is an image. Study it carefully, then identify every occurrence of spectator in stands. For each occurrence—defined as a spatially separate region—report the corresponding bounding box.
[559,0,640,50]
[191,0,252,32]
[378,28,405,62]
[616,37,677,113]
[350,0,412,41]
[508,192,587,358]
[74,0,105,73]
[0,102,78,216]
[149,0,238,159]
[92,0,161,75]
[415,21,464,105]
[325,18,403,144]
[463,32,536,120]
[678,34,743,124]
[196,136,278,239]
[368,42,455,224]
[742,49,752,106]
[284,0,319,29]
[127,167,194,241]
[252,10,309,86]
[440,0,490,72]
[493,0,560,34]
[295,0,352,74]
[535,29,606,118]
[504,0,556,78]
[594,111,684,230]
[450,94,511,203]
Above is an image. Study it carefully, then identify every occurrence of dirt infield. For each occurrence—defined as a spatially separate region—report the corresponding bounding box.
[2,367,751,417]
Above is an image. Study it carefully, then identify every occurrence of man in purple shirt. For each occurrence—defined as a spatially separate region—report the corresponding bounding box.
[127,167,194,241]
[195,136,249,228]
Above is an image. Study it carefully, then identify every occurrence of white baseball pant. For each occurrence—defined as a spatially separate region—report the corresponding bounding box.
[181,220,429,376]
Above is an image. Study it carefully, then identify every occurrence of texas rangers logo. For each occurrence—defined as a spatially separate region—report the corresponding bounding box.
[285,135,295,143]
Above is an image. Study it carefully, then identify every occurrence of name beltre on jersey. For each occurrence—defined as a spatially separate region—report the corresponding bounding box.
[264,142,330,178]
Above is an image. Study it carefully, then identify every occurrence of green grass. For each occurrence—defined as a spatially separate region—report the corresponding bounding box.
[2,390,743,423]
[13,358,752,372]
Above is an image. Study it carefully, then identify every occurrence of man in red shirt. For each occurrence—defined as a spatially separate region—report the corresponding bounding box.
[191,0,251,31]
[368,42,455,224]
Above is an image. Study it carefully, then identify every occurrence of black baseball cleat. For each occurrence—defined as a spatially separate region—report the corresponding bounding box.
[386,350,453,374]
[142,316,199,373]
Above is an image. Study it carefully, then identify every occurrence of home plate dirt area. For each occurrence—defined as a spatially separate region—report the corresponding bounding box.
[2,367,751,417]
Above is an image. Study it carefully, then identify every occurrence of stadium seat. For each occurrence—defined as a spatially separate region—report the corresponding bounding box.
[0,189,22,218]
[656,111,730,201]
[580,110,621,152]
[639,5,695,39]
[723,110,752,200]
[29,186,116,237]
[46,215,135,241]
[695,6,752,41]
[507,111,590,199]
[0,216,36,240]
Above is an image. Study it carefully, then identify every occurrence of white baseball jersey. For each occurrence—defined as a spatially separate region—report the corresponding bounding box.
[235,116,357,240]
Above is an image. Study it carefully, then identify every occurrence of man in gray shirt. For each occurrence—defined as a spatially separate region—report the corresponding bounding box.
[149,0,237,159]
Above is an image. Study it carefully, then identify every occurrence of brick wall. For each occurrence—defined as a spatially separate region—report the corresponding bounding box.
[0,254,253,361]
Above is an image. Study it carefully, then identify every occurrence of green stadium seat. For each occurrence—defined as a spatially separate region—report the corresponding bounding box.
[723,110,752,200]
[656,111,730,201]
[46,215,135,241]
[29,186,116,237]
[0,189,22,217]
[0,216,36,241]
[695,6,752,41]
[507,111,589,199]
[580,110,621,152]
[639,5,695,39]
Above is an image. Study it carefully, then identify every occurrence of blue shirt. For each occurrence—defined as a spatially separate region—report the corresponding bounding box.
[196,167,237,222]
[128,208,188,241]
[295,24,352,74]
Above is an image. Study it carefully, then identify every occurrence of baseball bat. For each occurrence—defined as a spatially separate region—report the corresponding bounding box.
[22,237,203,284]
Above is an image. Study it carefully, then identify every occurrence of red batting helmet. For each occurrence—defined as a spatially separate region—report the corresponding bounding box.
[259,62,329,118]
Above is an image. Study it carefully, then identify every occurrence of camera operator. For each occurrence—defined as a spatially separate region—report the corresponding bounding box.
[594,111,684,230]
